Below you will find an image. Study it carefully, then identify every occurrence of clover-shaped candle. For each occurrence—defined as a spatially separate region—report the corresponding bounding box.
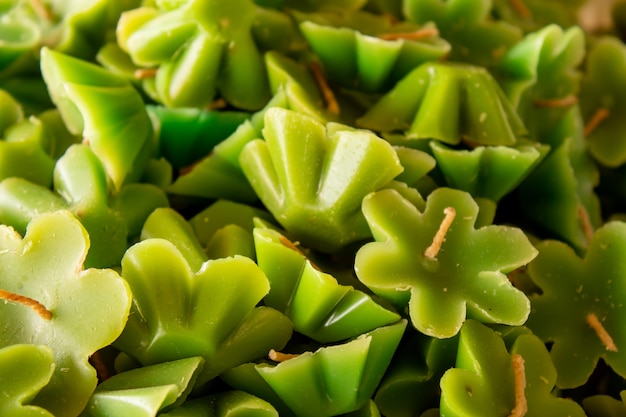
[525,221,626,389]
[114,238,293,386]
[0,344,55,417]
[0,211,132,417]
[355,187,537,338]
[240,106,403,252]
[357,61,528,147]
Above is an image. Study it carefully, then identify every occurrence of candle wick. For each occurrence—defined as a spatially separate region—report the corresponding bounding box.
[424,207,456,259]
[268,349,299,362]
[30,0,56,22]
[533,95,578,108]
[0,289,52,321]
[577,204,594,246]
[508,0,532,20]
[134,68,158,80]
[508,354,527,417]
[584,108,610,137]
[309,61,340,115]
[378,27,440,42]
[587,313,618,352]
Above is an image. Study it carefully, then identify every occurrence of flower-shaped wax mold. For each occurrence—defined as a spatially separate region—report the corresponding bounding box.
[357,61,528,147]
[579,36,626,167]
[254,226,401,343]
[117,0,269,110]
[0,144,169,268]
[525,221,626,389]
[114,238,293,387]
[492,0,586,34]
[355,187,537,338]
[222,321,406,417]
[403,0,522,67]
[0,211,132,417]
[0,344,55,417]
[80,357,203,417]
[240,107,403,252]
[40,47,154,190]
[296,10,450,93]
[497,24,585,142]
[429,140,547,202]
[159,391,279,417]
[374,332,458,417]
[519,105,602,252]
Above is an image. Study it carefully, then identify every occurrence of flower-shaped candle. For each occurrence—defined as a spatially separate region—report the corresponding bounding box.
[357,61,528,147]
[429,140,547,202]
[497,24,585,142]
[403,0,522,67]
[525,221,626,389]
[254,226,401,342]
[80,357,203,417]
[40,47,154,190]
[296,10,450,93]
[222,321,407,417]
[579,36,626,167]
[117,0,269,110]
[355,187,537,338]
[0,344,55,417]
[114,237,293,386]
[0,211,132,417]
[240,107,403,252]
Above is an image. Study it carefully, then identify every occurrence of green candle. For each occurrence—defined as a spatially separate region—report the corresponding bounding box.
[240,106,403,252]
[0,211,132,417]
[355,187,537,338]
[114,237,293,387]
[525,221,626,389]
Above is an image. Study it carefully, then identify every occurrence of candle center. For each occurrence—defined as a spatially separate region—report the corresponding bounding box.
[587,313,618,352]
[0,289,52,321]
[424,207,456,260]
[508,354,527,417]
